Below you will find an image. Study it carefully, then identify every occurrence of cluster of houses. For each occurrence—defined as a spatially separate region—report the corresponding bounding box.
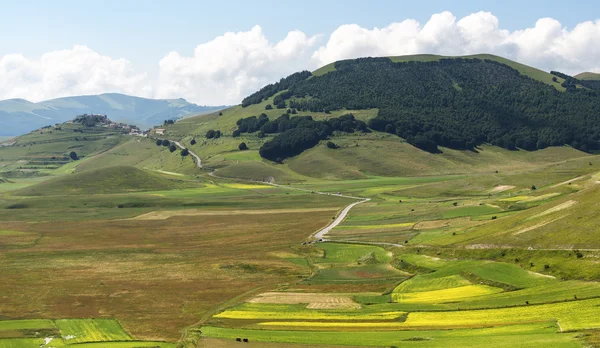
[70,114,150,137]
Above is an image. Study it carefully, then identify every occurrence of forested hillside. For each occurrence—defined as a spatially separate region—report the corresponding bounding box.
[242,57,600,156]
[550,71,600,91]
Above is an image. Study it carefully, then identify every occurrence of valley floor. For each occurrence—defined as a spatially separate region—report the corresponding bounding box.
[1,136,600,348]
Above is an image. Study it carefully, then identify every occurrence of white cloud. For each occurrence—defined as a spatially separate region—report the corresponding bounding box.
[3,13,600,105]
[155,25,319,105]
[312,12,600,76]
[0,45,151,102]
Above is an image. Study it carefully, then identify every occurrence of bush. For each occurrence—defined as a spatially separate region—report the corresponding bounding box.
[384,123,395,134]
[326,141,338,149]
[265,104,273,110]
[238,142,248,151]
[215,130,221,139]
[260,127,322,162]
[190,138,196,145]
[181,148,189,156]
[206,130,216,139]
[162,139,170,147]
[69,151,78,160]
[408,134,441,153]
[232,129,241,137]
[169,144,177,153]
[156,139,163,146]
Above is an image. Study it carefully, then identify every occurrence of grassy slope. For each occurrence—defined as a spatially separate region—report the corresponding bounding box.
[14,166,195,196]
[0,122,128,177]
[457,176,600,249]
[287,135,589,179]
[162,100,590,182]
[575,72,600,80]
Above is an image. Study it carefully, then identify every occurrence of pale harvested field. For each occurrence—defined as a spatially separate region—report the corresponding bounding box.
[130,207,339,220]
[514,216,567,235]
[249,292,361,309]
[550,177,583,188]
[489,185,515,193]
[414,217,483,230]
[306,302,361,309]
[534,200,577,218]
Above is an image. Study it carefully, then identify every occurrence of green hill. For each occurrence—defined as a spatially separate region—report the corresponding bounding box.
[0,116,205,184]
[314,54,566,91]
[14,166,193,196]
[261,57,600,154]
[575,72,600,80]
[159,54,599,182]
[0,121,129,178]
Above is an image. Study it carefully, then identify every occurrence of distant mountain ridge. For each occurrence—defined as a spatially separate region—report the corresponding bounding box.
[0,93,228,136]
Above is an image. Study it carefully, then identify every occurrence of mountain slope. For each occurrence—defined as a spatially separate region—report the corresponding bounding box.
[157,54,600,182]
[575,72,600,81]
[0,93,227,136]
[241,55,600,154]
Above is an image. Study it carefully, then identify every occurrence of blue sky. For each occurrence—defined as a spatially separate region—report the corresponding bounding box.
[2,0,599,73]
[1,0,600,104]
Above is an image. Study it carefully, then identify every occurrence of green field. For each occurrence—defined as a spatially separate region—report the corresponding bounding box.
[55,319,132,344]
[0,318,174,348]
[201,324,581,347]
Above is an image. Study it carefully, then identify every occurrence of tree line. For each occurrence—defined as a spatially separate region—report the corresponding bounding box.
[231,113,366,162]
[550,71,600,92]
[241,71,312,107]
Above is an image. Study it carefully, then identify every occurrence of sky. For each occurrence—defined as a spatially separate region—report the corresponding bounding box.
[1,0,600,105]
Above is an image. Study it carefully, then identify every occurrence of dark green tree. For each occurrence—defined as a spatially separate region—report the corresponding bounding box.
[238,142,248,150]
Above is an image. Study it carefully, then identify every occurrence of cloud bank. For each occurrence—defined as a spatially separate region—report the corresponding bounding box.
[2,12,600,105]
[0,45,151,102]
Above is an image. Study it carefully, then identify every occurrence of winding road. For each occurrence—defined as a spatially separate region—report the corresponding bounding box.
[172,141,202,168]
[313,198,370,240]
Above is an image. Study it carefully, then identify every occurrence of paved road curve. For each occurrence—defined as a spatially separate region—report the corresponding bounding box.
[313,198,370,240]
[172,141,202,168]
